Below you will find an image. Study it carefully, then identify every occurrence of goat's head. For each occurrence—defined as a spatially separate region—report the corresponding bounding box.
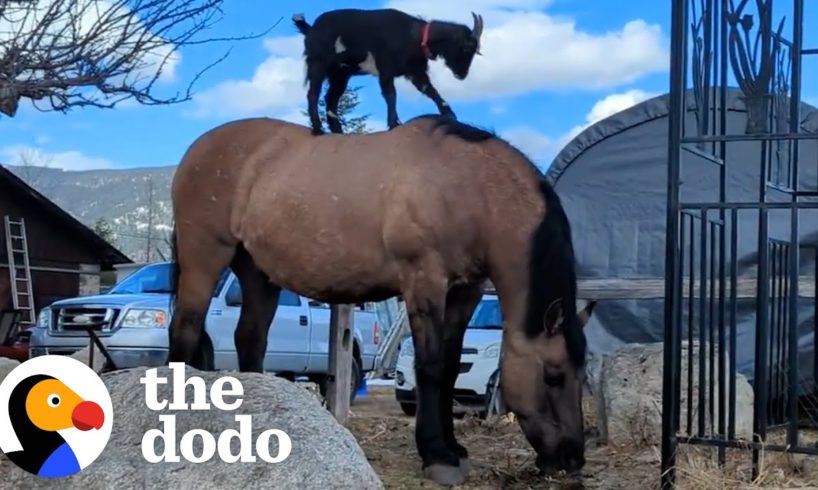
[434,12,483,80]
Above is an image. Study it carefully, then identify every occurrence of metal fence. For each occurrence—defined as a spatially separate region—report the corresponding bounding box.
[662,0,818,487]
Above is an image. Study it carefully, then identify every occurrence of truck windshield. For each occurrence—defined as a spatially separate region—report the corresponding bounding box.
[109,263,173,294]
[468,298,502,329]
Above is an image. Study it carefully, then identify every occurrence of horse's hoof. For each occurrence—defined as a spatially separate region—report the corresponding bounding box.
[423,464,465,487]
[311,127,325,136]
[459,457,471,476]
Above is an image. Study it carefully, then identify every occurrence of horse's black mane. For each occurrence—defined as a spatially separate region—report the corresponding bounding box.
[526,178,587,368]
[409,114,497,143]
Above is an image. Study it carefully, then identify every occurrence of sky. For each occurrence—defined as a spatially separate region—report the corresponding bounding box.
[0,0,798,174]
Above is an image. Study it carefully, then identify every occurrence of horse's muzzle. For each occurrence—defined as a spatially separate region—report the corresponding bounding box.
[557,437,585,473]
[535,438,586,476]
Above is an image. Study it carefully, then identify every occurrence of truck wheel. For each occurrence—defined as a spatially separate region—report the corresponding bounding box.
[400,402,416,416]
[349,356,362,405]
[317,356,362,405]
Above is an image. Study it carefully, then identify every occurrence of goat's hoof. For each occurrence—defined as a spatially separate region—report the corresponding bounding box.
[423,464,465,487]
[311,127,325,136]
[459,457,471,476]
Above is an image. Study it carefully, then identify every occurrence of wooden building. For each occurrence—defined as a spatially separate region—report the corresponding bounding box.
[0,165,132,321]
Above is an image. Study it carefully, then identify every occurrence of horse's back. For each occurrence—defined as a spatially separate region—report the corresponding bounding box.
[171,118,311,247]
[171,115,540,301]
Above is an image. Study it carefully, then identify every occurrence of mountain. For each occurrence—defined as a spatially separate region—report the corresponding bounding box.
[4,164,176,261]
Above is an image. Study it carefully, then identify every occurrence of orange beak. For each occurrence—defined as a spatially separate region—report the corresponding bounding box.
[71,401,104,431]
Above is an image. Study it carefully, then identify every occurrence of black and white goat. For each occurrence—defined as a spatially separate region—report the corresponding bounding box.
[292,8,484,135]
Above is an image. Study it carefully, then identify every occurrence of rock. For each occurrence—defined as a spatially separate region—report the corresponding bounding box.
[0,357,19,383]
[595,341,754,447]
[0,365,383,489]
[68,344,107,373]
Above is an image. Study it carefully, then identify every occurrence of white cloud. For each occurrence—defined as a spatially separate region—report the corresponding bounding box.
[501,126,555,167]
[559,88,657,143]
[0,145,116,171]
[188,35,306,119]
[503,88,657,166]
[190,0,667,119]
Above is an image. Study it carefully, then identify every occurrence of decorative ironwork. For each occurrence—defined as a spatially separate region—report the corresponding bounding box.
[663,0,817,488]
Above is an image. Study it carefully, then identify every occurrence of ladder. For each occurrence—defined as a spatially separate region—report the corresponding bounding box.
[370,301,410,378]
[4,217,35,327]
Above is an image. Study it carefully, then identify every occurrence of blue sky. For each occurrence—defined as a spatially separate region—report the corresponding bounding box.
[0,0,772,173]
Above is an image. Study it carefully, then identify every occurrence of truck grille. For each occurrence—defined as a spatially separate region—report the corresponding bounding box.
[53,307,119,333]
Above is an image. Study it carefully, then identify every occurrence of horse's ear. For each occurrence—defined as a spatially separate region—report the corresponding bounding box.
[578,300,597,328]
[544,298,563,336]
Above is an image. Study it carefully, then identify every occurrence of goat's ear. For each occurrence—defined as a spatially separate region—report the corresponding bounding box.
[543,298,564,336]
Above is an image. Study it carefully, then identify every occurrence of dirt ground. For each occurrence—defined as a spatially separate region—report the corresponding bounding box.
[345,386,818,490]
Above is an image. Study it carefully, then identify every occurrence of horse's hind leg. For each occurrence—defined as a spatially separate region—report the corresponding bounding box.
[168,235,235,370]
[440,283,484,475]
[402,265,464,486]
[230,246,281,372]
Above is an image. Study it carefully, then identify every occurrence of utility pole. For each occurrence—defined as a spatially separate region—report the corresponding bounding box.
[146,178,154,263]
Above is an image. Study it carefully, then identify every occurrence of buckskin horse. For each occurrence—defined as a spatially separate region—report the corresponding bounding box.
[165,114,596,486]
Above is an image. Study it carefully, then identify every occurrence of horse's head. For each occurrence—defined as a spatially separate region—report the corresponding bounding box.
[501,299,596,475]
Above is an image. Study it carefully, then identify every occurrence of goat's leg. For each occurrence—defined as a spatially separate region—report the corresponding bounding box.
[378,75,400,129]
[410,73,456,120]
[306,61,327,135]
[325,69,352,134]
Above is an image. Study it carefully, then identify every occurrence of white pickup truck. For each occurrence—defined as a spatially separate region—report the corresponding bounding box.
[27,261,387,402]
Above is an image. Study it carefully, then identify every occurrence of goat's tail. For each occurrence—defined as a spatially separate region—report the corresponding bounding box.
[292,13,311,35]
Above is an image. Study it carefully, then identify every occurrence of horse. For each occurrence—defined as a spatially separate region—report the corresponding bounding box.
[165,114,597,486]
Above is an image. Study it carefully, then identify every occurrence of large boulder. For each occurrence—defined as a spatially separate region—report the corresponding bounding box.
[68,344,107,373]
[594,342,754,446]
[0,357,19,382]
[0,365,383,489]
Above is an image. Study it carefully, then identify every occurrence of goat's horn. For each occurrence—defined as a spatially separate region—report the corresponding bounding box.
[471,12,484,42]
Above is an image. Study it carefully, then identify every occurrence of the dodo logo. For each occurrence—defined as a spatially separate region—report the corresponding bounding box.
[0,355,113,478]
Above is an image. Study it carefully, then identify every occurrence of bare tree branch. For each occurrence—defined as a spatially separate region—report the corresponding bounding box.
[0,1,281,116]
[13,147,55,193]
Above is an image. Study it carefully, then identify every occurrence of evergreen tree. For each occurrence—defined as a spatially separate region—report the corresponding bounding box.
[302,85,371,134]
[94,218,116,244]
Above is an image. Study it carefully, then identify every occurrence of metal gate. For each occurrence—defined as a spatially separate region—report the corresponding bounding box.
[662,0,818,487]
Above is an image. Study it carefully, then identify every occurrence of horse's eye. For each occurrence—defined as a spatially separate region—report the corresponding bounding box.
[544,372,565,387]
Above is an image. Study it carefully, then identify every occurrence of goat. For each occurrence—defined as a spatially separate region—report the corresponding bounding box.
[292,8,483,135]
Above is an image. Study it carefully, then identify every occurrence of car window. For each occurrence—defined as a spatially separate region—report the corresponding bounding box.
[225,279,301,306]
[468,298,503,329]
[109,263,172,294]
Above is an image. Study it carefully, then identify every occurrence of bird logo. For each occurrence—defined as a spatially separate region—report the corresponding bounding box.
[0,355,113,478]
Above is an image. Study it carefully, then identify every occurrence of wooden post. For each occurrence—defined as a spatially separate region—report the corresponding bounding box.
[327,303,354,424]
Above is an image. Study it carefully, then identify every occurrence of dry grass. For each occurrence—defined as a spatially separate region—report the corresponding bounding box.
[673,432,818,489]
[344,387,818,490]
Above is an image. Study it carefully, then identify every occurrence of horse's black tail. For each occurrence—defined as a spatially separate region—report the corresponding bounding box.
[168,226,180,316]
[292,13,311,35]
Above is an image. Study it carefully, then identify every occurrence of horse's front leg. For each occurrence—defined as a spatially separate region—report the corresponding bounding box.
[440,283,484,475]
[405,282,464,486]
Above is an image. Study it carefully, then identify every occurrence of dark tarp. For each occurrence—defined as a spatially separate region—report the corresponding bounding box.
[546,87,817,394]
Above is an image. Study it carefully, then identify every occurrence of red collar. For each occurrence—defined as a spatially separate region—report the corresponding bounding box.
[421,22,432,58]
